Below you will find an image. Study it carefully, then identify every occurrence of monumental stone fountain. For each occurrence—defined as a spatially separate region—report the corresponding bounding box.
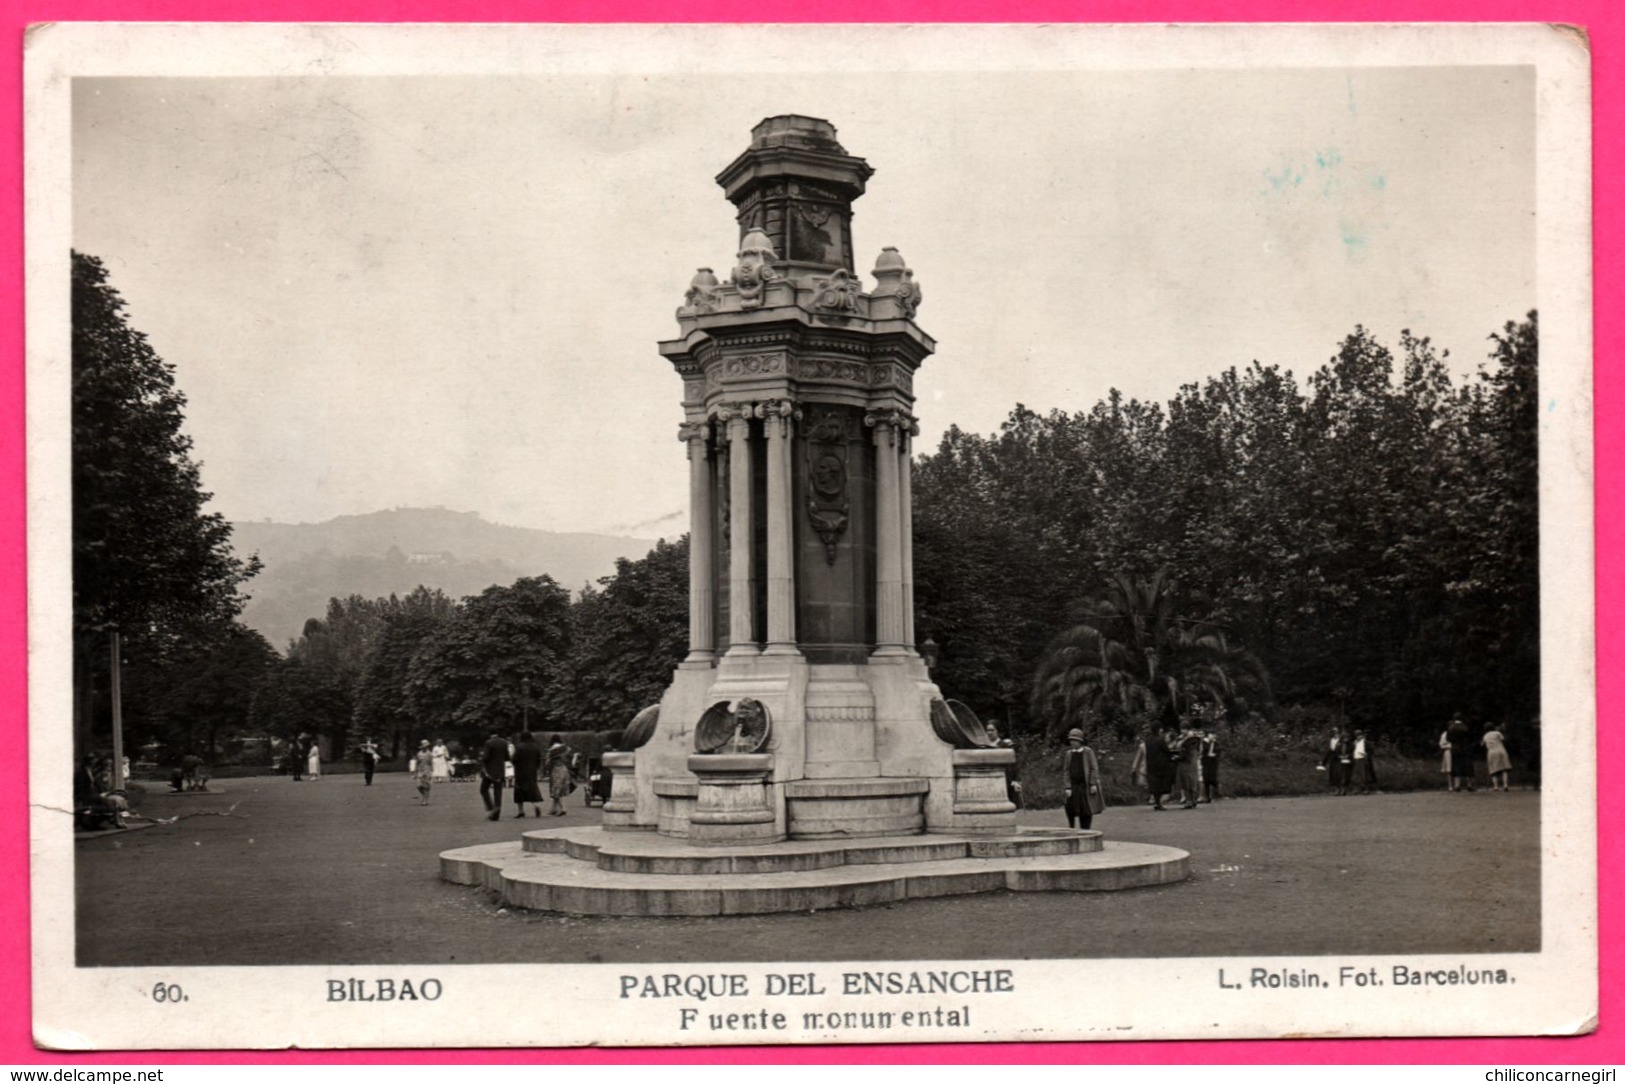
[440,116,1189,915]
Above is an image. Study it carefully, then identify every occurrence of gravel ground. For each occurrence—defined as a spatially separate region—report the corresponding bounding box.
[75,772,1539,966]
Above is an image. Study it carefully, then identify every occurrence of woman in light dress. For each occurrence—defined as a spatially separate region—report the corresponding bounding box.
[431,741,451,782]
[414,740,434,805]
[544,735,575,817]
[306,739,322,780]
[1483,725,1513,791]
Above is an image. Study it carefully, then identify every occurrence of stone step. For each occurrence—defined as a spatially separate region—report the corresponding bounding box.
[518,824,1100,875]
[441,834,1189,917]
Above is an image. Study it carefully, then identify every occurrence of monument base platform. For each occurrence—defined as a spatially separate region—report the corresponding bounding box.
[440,825,1189,917]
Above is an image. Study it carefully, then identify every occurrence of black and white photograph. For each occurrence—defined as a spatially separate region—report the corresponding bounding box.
[26,22,1595,1049]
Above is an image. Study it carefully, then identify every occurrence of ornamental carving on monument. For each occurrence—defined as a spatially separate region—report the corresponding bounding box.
[789,181,844,203]
[724,353,786,377]
[809,267,862,313]
[892,272,923,318]
[683,381,706,401]
[803,406,858,444]
[797,357,869,387]
[804,406,853,565]
[681,268,723,315]
[732,228,783,311]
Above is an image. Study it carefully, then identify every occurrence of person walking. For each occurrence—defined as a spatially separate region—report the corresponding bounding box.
[291,732,310,781]
[1439,726,1454,786]
[413,740,434,805]
[511,732,544,818]
[1483,724,1513,792]
[431,741,451,783]
[1145,727,1176,811]
[479,731,509,821]
[306,738,323,781]
[544,734,575,817]
[1063,728,1105,830]
[360,738,379,787]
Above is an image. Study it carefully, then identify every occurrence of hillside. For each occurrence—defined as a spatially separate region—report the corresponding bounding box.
[231,508,663,648]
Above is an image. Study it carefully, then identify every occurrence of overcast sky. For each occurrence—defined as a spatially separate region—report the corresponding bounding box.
[71,64,1534,537]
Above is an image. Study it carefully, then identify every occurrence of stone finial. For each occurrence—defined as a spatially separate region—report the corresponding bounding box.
[680,267,722,315]
[732,228,782,310]
[871,247,922,319]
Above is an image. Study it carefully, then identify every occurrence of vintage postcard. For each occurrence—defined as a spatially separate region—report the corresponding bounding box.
[26,22,1594,1049]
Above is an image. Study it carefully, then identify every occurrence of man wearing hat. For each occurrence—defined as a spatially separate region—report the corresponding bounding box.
[479,731,510,821]
[1063,728,1105,830]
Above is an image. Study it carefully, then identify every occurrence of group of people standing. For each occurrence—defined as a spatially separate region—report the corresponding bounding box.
[413,731,576,818]
[288,733,323,781]
[1440,714,1515,792]
[1320,727,1379,795]
[1129,721,1220,811]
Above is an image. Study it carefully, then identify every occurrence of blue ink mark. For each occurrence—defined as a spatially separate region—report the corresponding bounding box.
[1264,165,1304,192]
[1315,148,1342,171]
[1548,398,1558,413]
[1347,76,1357,114]
[1341,225,1367,261]
[1371,174,1386,191]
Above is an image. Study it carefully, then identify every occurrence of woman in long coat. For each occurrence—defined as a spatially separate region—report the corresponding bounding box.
[510,732,544,817]
[1145,728,1177,811]
[544,735,574,817]
[1063,728,1106,830]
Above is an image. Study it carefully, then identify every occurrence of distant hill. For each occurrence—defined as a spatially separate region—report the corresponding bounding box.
[231,508,664,649]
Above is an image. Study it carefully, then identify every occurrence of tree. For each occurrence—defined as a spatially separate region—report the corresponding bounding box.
[249,655,354,760]
[564,538,690,730]
[354,587,457,757]
[148,623,278,758]
[72,251,260,750]
[406,576,573,743]
[1030,569,1271,738]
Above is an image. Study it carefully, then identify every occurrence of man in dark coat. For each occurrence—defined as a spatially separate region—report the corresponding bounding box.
[359,739,379,786]
[479,731,509,821]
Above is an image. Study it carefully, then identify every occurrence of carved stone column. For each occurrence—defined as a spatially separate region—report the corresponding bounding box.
[869,410,908,656]
[899,420,917,648]
[761,401,799,656]
[682,421,716,664]
[723,405,759,656]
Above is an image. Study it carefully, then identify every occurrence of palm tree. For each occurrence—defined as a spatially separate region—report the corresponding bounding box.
[1031,568,1271,738]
